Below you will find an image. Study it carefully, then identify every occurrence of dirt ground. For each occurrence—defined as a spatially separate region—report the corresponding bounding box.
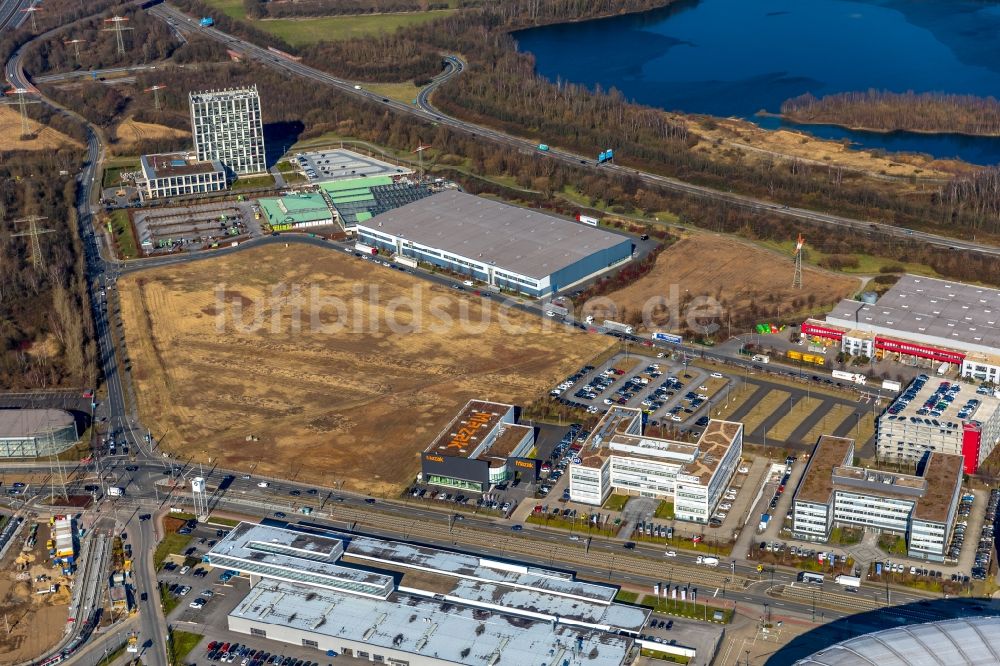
[115,116,189,147]
[0,521,73,663]
[0,106,84,151]
[685,115,973,181]
[588,233,861,332]
[118,245,612,494]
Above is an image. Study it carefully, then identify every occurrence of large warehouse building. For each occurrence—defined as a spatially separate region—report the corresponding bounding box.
[802,274,1000,381]
[568,407,743,524]
[357,191,633,297]
[0,409,78,458]
[791,434,962,561]
[208,522,649,666]
[420,400,536,492]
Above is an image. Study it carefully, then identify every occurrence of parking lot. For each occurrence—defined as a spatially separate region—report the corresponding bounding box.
[133,201,258,254]
[292,149,411,184]
[548,352,728,432]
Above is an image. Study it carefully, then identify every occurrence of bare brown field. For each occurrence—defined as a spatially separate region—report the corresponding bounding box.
[0,107,84,151]
[685,116,972,180]
[119,245,612,494]
[590,234,861,331]
[115,116,190,146]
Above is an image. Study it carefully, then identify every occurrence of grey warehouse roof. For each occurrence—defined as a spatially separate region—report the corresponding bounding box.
[0,409,75,438]
[827,274,1000,352]
[361,190,630,280]
[232,579,632,666]
[794,616,1000,665]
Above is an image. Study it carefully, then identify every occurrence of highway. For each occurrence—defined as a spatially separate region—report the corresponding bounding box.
[34,64,159,83]
[148,2,998,259]
[0,0,31,32]
[1,2,992,661]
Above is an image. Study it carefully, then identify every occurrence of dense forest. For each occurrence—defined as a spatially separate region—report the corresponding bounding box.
[0,151,96,389]
[782,90,1000,136]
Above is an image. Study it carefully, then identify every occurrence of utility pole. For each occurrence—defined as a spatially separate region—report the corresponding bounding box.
[792,233,805,289]
[1,88,41,140]
[144,84,167,111]
[21,6,41,31]
[412,144,431,172]
[103,16,133,57]
[9,215,54,269]
[64,39,86,64]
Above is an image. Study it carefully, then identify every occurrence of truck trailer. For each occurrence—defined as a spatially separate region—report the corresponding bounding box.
[603,320,634,335]
[835,575,861,589]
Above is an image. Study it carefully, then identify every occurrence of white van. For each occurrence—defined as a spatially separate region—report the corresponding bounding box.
[257,481,269,488]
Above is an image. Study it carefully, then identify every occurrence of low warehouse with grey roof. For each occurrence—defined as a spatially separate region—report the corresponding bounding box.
[208,522,656,666]
[357,190,633,297]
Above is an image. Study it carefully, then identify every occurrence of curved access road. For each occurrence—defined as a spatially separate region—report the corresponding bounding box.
[149,2,997,258]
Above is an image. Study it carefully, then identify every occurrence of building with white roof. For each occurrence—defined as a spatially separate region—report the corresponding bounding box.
[207,522,647,666]
[568,407,743,524]
[803,274,1000,382]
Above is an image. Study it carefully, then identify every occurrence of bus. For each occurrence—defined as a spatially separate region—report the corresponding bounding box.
[798,572,824,585]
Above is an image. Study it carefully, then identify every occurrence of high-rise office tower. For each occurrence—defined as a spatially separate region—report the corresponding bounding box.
[189,85,266,177]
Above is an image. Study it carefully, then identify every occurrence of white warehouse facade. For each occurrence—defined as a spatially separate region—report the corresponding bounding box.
[356,191,633,297]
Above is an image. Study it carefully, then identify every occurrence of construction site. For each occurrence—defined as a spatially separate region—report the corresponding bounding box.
[0,515,75,663]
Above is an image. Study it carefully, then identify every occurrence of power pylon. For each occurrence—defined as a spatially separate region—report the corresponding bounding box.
[1,88,41,139]
[21,6,41,32]
[48,450,69,504]
[792,233,805,289]
[103,16,133,57]
[412,144,431,171]
[144,84,167,111]
[10,215,54,269]
[64,39,86,63]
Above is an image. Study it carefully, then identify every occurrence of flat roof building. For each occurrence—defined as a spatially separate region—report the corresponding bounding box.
[804,274,1000,382]
[357,191,633,297]
[792,434,963,561]
[209,522,645,666]
[421,400,536,492]
[137,152,227,201]
[569,407,743,524]
[189,86,266,176]
[877,375,1000,474]
[318,176,433,229]
[257,192,336,230]
[0,409,78,458]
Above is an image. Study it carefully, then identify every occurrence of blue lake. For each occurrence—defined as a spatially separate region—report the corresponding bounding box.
[514,0,1000,165]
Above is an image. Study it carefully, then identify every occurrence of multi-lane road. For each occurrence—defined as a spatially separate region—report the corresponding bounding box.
[148,2,998,259]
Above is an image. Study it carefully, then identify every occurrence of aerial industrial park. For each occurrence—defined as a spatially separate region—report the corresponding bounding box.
[3,1,1000,665]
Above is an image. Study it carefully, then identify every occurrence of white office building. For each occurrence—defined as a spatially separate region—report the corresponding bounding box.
[569,407,743,524]
[792,435,963,561]
[137,152,227,201]
[189,86,267,176]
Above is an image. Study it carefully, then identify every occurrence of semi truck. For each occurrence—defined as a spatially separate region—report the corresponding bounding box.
[537,144,549,152]
[835,575,861,589]
[576,214,599,226]
[199,17,214,26]
[832,370,867,385]
[603,320,634,335]
[696,556,719,567]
